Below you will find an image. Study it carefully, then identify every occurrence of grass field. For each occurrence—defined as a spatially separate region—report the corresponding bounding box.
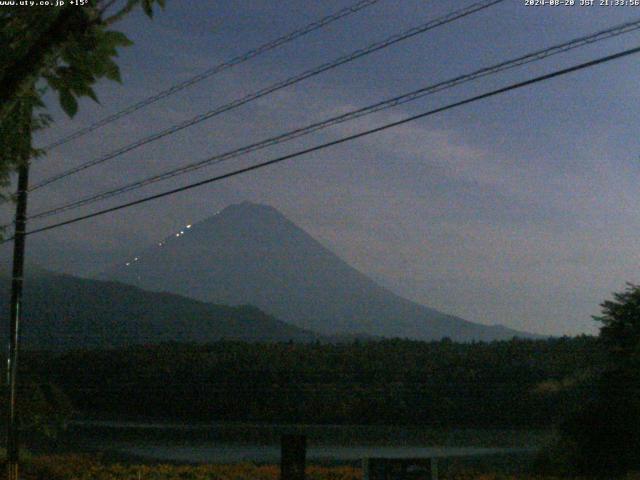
[21,455,359,480]
[12,454,640,480]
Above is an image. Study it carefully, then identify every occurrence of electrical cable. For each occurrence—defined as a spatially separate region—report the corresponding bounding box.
[30,0,503,191]
[2,43,637,243]
[40,0,384,151]
[24,17,640,222]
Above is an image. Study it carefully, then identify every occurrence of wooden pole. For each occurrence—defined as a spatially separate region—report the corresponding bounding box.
[281,434,306,480]
[6,101,31,480]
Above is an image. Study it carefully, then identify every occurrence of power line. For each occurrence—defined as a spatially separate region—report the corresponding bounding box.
[4,44,639,243]
[30,0,504,191]
[25,18,640,222]
[40,0,383,151]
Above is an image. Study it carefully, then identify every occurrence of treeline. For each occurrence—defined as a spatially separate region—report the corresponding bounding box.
[24,336,601,428]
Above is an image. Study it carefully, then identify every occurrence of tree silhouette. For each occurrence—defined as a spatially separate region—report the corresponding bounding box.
[558,284,640,477]
[0,0,166,201]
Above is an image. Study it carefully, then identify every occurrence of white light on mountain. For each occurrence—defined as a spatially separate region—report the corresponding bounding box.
[180,230,185,234]
[176,233,180,237]
[186,224,192,229]
[134,257,139,261]
[125,262,130,266]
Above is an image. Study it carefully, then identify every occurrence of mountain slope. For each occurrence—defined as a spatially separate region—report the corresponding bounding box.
[100,202,536,341]
[0,270,320,350]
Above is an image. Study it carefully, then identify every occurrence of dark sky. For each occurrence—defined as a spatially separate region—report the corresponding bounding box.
[3,0,640,336]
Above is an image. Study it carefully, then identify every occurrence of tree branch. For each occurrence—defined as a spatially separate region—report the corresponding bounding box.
[0,7,93,123]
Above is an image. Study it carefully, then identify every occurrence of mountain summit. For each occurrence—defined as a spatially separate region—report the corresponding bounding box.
[100,202,535,341]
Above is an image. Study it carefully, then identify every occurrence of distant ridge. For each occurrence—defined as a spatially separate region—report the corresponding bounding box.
[100,202,538,341]
[0,270,321,350]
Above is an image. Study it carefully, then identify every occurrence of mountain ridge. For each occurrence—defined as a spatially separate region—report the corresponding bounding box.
[0,269,324,350]
[100,201,538,341]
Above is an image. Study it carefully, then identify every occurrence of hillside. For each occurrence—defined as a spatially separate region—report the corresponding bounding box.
[25,337,599,425]
[100,202,537,341]
[0,270,320,350]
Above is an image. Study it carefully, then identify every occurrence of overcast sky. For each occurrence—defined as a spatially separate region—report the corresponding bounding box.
[3,0,640,336]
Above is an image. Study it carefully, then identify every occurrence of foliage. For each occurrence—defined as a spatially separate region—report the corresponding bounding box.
[23,336,601,429]
[0,0,165,118]
[0,0,165,202]
[596,283,640,363]
[0,379,72,441]
[547,284,640,478]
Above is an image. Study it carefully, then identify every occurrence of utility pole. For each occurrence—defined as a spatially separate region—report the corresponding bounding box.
[6,102,31,480]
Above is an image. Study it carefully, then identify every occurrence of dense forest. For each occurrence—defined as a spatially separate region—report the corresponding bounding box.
[23,336,601,428]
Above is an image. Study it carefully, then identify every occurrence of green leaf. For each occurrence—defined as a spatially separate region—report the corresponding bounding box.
[85,87,99,103]
[44,74,64,91]
[60,39,84,65]
[142,0,153,17]
[103,59,122,83]
[102,30,133,48]
[59,89,78,117]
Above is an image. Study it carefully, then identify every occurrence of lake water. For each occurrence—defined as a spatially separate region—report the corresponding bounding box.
[68,421,539,464]
[96,442,521,463]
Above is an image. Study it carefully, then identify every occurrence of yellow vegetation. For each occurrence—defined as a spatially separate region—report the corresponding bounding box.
[20,455,361,480]
[16,454,640,480]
